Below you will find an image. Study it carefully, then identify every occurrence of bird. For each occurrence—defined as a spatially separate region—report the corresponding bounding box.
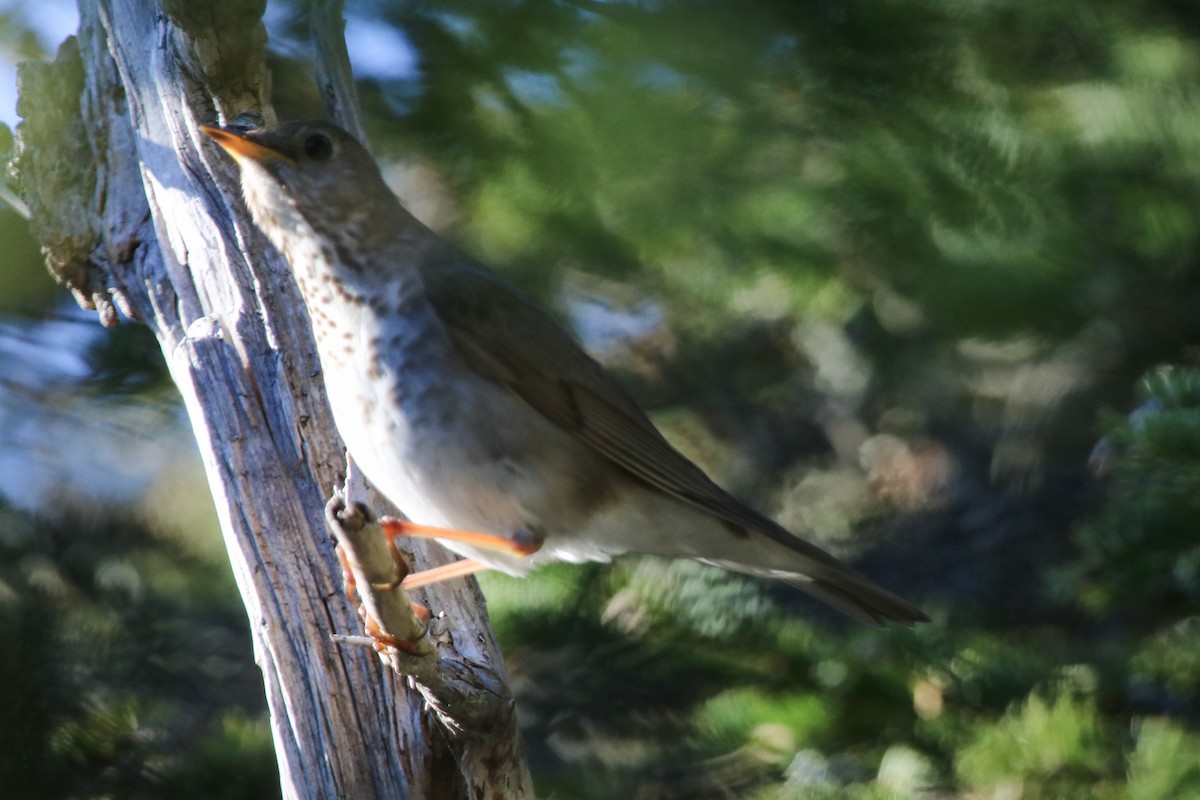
[201,120,928,628]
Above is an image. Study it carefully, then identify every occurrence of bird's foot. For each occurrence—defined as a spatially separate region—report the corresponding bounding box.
[362,602,431,654]
[336,541,429,652]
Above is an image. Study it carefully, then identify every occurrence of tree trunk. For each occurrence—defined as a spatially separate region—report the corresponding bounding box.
[10,1,533,797]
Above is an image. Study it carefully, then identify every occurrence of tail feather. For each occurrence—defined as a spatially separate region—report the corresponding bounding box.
[785,572,928,627]
[701,558,928,627]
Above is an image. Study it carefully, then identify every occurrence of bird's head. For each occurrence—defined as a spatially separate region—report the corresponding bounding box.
[202,121,397,259]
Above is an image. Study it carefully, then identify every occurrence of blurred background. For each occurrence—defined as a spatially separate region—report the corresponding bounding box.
[4,0,1200,797]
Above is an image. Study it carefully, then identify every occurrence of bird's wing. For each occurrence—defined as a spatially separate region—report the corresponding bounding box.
[424,256,928,627]
[423,257,839,564]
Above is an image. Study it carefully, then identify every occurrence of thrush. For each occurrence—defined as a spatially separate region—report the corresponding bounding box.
[202,121,928,627]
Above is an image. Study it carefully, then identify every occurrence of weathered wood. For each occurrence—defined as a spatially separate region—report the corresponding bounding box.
[309,0,369,146]
[10,0,533,797]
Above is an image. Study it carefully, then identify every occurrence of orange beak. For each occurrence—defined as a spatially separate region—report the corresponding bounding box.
[200,125,285,164]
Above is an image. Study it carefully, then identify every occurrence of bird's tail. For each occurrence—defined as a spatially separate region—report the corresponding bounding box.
[782,569,928,627]
[701,543,928,627]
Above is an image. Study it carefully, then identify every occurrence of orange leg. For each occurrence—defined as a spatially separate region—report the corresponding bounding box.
[376,520,542,587]
[378,517,542,557]
[401,558,492,589]
[374,516,540,589]
[363,604,430,655]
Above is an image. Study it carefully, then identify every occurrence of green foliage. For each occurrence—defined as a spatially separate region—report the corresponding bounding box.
[956,693,1113,797]
[1065,370,1200,616]
[694,687,834,755]
[1125,718,1200,800]
[1129,618,1200,706]
[0,504,278,800]
[363,0,1200,345]
[164,710,281,800]
[482,544,1200,798]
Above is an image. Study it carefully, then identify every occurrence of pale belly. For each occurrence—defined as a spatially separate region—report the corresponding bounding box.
[321,349,643,575]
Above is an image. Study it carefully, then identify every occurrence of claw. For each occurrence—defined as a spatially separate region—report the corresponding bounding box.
[363,609,428,654]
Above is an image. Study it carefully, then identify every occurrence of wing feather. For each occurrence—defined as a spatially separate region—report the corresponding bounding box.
[424,260,793,538]
[422,256,927,625]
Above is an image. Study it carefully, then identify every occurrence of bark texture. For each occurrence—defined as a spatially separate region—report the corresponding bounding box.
[10,1,533,798]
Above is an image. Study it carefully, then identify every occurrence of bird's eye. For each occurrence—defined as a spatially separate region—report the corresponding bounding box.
[303,133,334,161]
